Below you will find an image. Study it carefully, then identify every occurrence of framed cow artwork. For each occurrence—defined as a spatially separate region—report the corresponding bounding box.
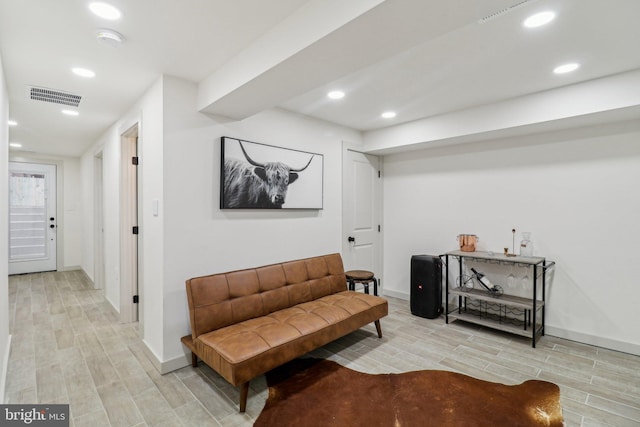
[220,136,324,209]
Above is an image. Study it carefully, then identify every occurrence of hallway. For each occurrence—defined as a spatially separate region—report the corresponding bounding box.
[5,271,256,426]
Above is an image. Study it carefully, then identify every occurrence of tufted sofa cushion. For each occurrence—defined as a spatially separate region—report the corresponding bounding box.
[194,291,386,385]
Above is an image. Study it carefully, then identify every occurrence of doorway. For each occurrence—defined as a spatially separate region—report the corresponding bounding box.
[120,124,139,322]
[94,153,105,290]
[342,147,382,286]
[8,162,57,275]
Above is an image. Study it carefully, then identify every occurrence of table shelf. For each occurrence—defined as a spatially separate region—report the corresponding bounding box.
[447,308,544,339]
[448,287,544,310]
[441,251,553,348]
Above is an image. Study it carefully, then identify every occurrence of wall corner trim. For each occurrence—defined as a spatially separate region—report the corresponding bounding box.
[0,335,12,403]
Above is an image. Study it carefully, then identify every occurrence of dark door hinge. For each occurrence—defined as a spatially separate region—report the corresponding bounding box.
[378,225,381,232]
[132,156,139,165]
[132,226,139,235]
[133,295,139,304]
[378,170,381,178]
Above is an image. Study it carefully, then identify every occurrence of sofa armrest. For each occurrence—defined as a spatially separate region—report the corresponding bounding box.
[181,335,198,367]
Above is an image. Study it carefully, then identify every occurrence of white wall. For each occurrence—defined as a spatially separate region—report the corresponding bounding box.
[137,78,164,360]
[0,54,11,402]
[162,75,361,368]
[81,78,164,317]
[101,125,123,310]
[81,151,96,281]
[62,158,82,269]
[381,120,640,355]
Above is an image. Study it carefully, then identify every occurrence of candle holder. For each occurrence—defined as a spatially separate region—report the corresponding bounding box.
[503,229,517,256]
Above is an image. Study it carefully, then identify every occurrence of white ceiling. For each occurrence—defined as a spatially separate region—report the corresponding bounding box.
[2,0,640,157]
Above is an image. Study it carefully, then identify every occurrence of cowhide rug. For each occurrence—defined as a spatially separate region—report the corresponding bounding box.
[254,358,563,427]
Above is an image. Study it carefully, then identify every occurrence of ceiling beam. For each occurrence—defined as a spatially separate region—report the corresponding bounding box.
[197,0,486,120]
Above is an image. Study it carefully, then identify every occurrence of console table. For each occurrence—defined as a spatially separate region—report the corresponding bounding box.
[441,250,554,348]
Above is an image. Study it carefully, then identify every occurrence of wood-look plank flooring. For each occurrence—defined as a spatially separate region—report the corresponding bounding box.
[6,271,640,426]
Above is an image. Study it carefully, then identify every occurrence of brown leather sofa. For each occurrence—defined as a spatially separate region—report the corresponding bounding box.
[181,253,388,412]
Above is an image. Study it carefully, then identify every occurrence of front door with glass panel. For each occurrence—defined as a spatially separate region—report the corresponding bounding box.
[8,162,57,274]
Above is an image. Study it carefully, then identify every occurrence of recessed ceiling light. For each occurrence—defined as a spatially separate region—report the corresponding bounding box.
[381,111,396,119]
[62,109,79,116]
[523,11,556,28]
[72,67,96,78]
[327,90,345,100]
[9,142,22,148]
[8,120,17,126]
[89,2,122,20]
[553,63,580,74]
[96,29,124,48]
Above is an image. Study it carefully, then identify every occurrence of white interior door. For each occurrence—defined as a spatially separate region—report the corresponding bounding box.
[342,148,381,281]
[8,162,57,274]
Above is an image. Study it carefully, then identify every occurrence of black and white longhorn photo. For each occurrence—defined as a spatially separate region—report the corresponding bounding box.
[220,137,324,209]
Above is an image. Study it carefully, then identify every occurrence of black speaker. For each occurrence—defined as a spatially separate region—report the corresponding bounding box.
[410,255,443,319]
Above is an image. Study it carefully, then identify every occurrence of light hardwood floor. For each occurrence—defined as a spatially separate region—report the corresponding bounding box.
[5,271,640,426]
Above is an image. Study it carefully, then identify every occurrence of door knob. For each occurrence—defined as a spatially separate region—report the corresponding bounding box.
[348,236,355,243]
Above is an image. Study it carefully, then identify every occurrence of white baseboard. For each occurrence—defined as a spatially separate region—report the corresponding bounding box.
[1,334,12,403]
[161,353,191,374]
[141,339,190,375]
[381,289,639,356]
[545,326,640,357]
[382,289,409,300]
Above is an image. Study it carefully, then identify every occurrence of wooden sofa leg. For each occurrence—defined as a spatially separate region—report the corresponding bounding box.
[191,352,198,367]
[239,382,249,413]
[375,320,383,338]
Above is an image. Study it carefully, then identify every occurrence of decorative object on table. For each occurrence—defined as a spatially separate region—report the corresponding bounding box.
[220,136,324,209]
[457,234,478,252]
[456,274,474,292]
[254,358,564,427]
[520,231,534,256]
[504,229,517,256]
[470,267,504,297]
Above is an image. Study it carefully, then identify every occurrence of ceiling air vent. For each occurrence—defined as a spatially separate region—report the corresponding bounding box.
[28,86,82,107]
[478,0,537,23]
